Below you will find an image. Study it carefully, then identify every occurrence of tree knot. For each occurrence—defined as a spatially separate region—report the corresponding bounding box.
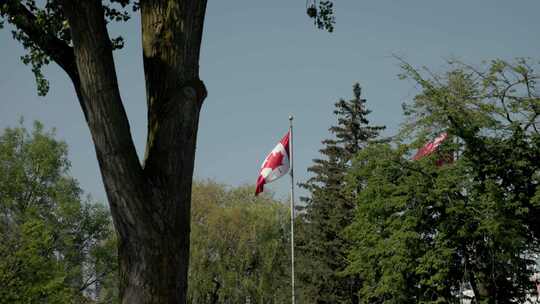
[181,78,207,108]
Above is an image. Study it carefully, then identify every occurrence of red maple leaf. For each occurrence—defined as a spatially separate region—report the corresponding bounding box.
[262,151,284,171]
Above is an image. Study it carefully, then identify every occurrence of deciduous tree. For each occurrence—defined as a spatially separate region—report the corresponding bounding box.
[189,182,290,304]
[345,59,540,303]
[0,122,116,303]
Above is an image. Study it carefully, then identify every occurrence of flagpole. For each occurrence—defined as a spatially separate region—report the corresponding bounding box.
[289,115,296,304]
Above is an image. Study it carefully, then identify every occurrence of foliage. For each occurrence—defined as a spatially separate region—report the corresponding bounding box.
[306,0,335,32]
[345,59,540,303]
[399,58,540,240]
[0,0,133,96]
[0,121,117,303]
[0,123,293,303]
[297,83,385,303]
[188,181,291,304]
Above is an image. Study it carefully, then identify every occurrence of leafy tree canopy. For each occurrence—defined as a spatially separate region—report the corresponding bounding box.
[0,121,117,303]
[345,58,540,303]
[189,181,291,304]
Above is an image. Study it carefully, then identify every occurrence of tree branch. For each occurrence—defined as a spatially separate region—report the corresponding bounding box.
[59,0,147,237]
[0,0,77,78]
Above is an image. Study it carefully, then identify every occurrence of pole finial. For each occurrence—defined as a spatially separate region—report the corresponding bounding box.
[289,115,294,121]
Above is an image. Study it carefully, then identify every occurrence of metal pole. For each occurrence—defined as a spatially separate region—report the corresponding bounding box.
[289,115,296,304]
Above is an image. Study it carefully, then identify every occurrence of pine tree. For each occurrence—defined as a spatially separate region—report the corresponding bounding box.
[297,83,385,304]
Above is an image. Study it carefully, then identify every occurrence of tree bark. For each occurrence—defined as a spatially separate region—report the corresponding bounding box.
[2,0,207,301]
[58,0,208,303]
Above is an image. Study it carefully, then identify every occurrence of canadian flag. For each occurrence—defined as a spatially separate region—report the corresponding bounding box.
[413,132,448,161]
[255,131,290,196]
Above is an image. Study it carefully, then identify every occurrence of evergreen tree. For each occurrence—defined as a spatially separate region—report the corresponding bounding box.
[297,83,385,304]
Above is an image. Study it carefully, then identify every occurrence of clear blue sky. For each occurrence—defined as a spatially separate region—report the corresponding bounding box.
[1,1,539,202]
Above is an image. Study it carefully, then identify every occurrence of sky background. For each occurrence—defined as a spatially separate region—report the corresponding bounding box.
[1,0,539,203]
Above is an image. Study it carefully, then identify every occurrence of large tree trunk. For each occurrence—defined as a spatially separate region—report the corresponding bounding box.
[1,0,207,301]
[58,0,208,303]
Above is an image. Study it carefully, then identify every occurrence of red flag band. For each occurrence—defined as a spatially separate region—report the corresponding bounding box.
[413,132,448,161]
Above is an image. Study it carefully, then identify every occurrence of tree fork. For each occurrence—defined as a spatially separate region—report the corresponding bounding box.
[60,0,208,302]
[4,0,209,302]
